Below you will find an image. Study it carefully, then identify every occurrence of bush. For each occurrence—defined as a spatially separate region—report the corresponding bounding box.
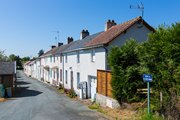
[68,89,77,98]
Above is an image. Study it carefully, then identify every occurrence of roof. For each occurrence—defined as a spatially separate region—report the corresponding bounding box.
[0,62,16,75]
[55,43,74,54]
[85,16,155,47]
[63,32,102,53]
[41,47,59,57]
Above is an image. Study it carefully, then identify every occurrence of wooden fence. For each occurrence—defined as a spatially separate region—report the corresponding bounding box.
[97,70,112,98]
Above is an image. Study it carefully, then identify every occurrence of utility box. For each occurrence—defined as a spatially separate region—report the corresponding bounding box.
[79,82,87,99]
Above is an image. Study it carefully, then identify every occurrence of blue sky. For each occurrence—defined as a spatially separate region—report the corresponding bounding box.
[0,0,180,58]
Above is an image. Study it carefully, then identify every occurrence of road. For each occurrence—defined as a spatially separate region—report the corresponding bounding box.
[0,71,107,120]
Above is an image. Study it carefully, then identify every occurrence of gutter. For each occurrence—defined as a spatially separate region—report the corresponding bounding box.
[62,44,104,54]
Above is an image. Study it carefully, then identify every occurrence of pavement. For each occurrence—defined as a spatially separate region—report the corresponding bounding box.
[0,70,108,120]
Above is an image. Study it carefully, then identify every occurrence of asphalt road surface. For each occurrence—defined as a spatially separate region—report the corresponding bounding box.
[0,71,107,120]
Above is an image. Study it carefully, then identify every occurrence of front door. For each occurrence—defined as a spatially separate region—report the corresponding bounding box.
[70,71,73,90]
[91,78,96,101]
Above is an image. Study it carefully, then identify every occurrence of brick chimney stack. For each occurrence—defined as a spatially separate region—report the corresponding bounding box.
[58,42,63,47]
[51,45,56,49]
[67,37,73,44]
[80,29,89,39]
[105,20,117,31]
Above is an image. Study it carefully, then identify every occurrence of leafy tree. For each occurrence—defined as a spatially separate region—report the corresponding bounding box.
[38,49,44,57]
[138,23,180,119]
[108,39,146,104]
[9,54,17,61]
[0,50,8,61]
[21,57,30,62]
[8,54,23,69]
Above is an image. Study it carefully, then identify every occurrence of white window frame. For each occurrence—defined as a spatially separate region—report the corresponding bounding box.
[91,49,95,62]
[65,54,67,63]
[65,70,68,84]
[77,72,80,89]
[77,51,80,63]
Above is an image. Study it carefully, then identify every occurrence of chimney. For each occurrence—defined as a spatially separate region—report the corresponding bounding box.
[67,37,73,44]
[80,29,89,39]
[51,45,56,49]
[105,19,117,31]
[58,42,63,47]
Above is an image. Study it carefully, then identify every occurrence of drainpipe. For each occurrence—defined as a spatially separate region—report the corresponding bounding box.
[103,45,108,70]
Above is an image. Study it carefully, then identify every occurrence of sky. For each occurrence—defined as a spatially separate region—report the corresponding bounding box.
[0,0,180,58]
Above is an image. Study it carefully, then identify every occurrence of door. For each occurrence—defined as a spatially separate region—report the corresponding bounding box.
[90,77,97,102]
[70,71,73,90]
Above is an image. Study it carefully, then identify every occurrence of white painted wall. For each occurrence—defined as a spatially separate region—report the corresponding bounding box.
[63,47,106,98]
[108,23,152,50]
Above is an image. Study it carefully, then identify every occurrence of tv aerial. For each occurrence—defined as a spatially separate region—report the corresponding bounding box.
[52,30,60,45]
[130,2,144,18]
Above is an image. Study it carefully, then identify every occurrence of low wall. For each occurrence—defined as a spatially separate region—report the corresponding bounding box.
[96,93,120,109]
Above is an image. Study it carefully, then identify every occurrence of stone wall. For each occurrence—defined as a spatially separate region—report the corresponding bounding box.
[96,93,120,109]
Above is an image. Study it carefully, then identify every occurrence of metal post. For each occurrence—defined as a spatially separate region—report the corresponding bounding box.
[147,82,150,114]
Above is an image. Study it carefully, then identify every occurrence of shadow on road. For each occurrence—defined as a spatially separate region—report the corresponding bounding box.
[15,81,30,85]
[14,86,42,98]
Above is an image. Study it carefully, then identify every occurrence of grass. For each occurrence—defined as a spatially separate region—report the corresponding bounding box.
[88,103,107,114]
[138,109,164,120]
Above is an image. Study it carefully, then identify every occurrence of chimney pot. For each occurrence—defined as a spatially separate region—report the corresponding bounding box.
[51,45,56,49]
[67,37,73,44]
[80,29,90,39]
[105,19,117,31]
[58,42,63,47]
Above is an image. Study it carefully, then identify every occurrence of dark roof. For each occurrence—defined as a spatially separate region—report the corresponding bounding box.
[55,42,74,54]
[41,47,59,57]
[85,16,155,47]
[63,32,102,53]
[0,62,16,75]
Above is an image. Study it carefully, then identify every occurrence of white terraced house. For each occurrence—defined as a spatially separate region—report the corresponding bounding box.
[24,16,154,101]
[40,45,61,85]
[60,16,154,101]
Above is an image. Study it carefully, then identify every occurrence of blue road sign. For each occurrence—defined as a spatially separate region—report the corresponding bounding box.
[143,74,152,82]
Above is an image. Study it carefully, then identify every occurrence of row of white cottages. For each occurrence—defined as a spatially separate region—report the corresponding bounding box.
[24,16,154,101]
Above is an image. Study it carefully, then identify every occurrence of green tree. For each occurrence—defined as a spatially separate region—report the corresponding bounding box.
[0,50,8,61]
[21,57,30,62]
[139,23,180,118]
[8,54,23,69]
[9,54,17,61]
[108,39,146,104]
[38,49,44,57]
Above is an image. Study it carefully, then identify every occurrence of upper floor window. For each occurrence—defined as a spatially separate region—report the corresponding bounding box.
[60,55,62,63]
[91,49,95,62]
[53,55,55,63]
[77,51,80,63]
[50,56,52,62]
[65,54,68,63]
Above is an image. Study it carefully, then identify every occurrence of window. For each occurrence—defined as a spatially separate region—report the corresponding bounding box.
[60,69,62,81]
[65,70,68,84]
[50,68,52,77]
[77,72,80,89]
[60,55,62,63]
[56,68,59,80]
[53,55,55,63]
[53,70,55,79]
[91,49,95,62]
[65,54,67,63]
[50,56,52,62]
[77,51,80,63]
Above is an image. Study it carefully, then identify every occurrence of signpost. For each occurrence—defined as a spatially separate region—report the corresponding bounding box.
[143,74,152,114]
